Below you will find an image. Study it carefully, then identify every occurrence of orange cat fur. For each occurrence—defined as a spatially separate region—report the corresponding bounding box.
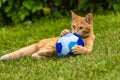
[0,11,95,61]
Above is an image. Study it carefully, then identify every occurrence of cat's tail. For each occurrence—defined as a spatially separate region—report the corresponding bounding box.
[0,43,38,61]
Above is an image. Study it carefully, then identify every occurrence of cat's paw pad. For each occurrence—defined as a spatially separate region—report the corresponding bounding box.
[72,45,83,54]
[60,29,70,37]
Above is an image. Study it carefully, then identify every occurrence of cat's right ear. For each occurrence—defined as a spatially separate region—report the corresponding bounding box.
[71,11,77,20]
[85,13,92,24]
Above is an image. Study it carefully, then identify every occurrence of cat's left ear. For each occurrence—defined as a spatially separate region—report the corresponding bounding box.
[85,13,92,24]
[71,11,78,20]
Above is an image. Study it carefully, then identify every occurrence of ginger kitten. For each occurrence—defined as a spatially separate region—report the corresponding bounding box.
[0,11,95,61]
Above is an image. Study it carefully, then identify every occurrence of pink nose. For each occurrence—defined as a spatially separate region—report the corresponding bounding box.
[72,30,79,33]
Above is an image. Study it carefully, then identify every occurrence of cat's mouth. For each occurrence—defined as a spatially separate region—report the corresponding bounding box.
[79,32,90,38]
[72,31,90,38]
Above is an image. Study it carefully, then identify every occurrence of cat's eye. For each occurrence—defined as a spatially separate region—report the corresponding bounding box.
[72,25,76,29]
[79,26,84,30]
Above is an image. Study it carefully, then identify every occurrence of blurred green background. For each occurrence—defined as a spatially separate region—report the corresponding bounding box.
[0,1,120,80]
[0,0,120,26]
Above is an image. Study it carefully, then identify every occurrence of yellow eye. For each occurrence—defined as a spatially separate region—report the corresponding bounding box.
[72,25,76,29]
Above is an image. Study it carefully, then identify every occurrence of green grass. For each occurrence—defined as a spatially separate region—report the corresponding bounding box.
[0,13,120,80]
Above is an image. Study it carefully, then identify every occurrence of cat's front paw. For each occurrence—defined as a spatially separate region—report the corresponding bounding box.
[72,45,83,54]
[60,29,70,37]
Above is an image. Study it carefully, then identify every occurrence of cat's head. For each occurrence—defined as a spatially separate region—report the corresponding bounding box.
[71,11,93,38]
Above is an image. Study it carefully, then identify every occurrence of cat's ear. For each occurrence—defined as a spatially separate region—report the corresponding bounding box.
[85,13,92,24]
[71,11,78,20]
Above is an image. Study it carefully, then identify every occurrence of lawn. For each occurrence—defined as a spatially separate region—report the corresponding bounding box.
[0,13,120,80]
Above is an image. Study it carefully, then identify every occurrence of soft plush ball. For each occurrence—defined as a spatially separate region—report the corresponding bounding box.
[56,33,84,57]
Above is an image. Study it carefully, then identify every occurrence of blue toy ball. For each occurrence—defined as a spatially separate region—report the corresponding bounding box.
[56,33,84,57]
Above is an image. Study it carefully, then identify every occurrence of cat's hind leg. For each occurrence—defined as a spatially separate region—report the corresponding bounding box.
[32,43,56,59]
[0,44,38,61]
[32,49,56,59]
